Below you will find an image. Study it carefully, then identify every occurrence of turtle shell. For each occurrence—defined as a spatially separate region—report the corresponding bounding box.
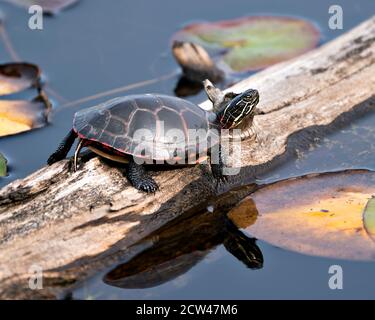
[73,94,220,163]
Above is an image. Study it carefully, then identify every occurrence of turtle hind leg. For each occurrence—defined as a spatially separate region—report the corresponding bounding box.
[73,139,85,172]
[126,158,159,193]
[47,129,77,165]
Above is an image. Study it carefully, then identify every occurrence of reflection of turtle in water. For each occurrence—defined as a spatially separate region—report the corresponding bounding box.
[47,80,260,193]
[104,208,262,289]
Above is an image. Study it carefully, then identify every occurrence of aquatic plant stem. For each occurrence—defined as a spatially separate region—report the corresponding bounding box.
[0,21,177,111]
[56,70,179,111]
[44,87,68,104]
[0,22,67,104]
[0,26,20,61]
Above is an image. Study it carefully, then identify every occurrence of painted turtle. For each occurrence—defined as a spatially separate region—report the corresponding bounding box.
[47,80,260,193]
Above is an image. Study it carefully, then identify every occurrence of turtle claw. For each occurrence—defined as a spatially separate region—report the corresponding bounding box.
[212,172,229,188]
[126,159,159,193]
[215,174,228,187]
[219,175,229,183]
[138,178,159,194]
[47,152,62,166]
[211,163,228,185]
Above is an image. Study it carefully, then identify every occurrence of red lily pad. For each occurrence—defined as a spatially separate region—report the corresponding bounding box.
[3,0,79,14]
[172,16,320,73]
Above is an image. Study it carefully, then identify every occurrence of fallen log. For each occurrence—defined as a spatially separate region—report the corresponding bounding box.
[0,16,374,299]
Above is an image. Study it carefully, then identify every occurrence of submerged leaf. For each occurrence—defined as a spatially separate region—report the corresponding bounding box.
[3,0,79,14]
[228,170,375,261]
[0,153,7,177]
[172,16,320,73]
[364,197,375,241]
[0,63,40,96]
[0,99,48,137]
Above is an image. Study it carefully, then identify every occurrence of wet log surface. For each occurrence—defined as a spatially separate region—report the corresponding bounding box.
[0,17,374,299]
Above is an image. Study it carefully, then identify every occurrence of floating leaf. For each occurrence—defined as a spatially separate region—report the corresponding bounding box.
[0,62,50,137]
[364,197,375,241]
[0,99,48,137]
[0,63,41,96]
[0,153,7,177]
[3,0,79,14]
[172,16,320,73]
[228,170,375,261]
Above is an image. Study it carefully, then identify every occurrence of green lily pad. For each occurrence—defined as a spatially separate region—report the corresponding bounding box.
[364,197,375,241]
[172,16,320,73]
[0,153,7,177]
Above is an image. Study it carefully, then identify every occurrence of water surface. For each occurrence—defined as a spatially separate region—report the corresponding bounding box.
[0,0,374,299]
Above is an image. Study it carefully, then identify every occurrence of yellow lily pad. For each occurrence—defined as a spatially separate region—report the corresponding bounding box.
[0,99,48,137]
[228,170,375,261]
[0,62,51,137]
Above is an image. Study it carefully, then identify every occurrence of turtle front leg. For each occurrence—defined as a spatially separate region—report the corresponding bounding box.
[211,163,227,184]
[210,144,228,184]
[126,158,159,193]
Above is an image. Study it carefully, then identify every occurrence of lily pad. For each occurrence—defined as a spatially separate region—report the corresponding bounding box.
[172,16,320,73]
[364,197,375,241]
[0,63,41,96]
[0,99,48,137]
[228,170,375,261]
[0,62,50,137]
[3,0,79,14]
[0,153,7,177]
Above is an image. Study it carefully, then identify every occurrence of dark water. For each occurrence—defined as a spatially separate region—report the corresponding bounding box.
[0,0,374,299]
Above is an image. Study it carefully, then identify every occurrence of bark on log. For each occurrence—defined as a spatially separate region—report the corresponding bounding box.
[0,17,374,299]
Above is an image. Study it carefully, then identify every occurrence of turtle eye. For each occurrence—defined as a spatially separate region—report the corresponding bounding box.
[225,92,238,99]
[242,90,259,114]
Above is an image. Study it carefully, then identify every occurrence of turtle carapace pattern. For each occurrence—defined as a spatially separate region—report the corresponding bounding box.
[47,80,260,193]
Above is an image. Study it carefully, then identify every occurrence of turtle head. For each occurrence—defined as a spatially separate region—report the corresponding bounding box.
[203,79,260,129]
[223,219,264,269]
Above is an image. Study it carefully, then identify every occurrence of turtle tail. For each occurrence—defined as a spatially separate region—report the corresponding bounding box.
[47,129,77,165]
